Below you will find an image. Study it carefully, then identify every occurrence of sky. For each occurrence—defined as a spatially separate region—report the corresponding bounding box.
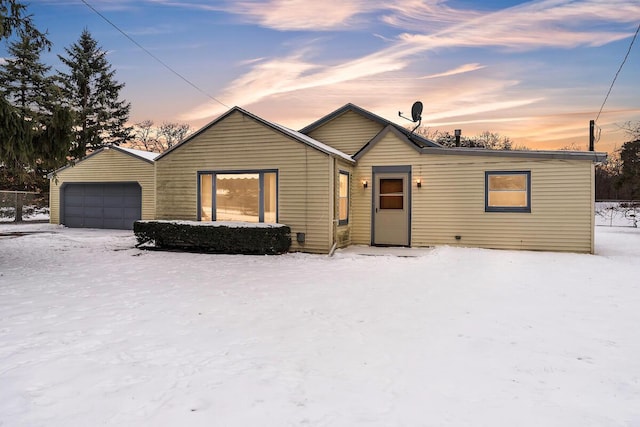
[2,0,639,153]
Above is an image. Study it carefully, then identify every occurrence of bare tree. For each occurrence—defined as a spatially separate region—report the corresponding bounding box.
[158,122,191,149]
[130,120,191,153]
[620,121,640,141]
[409,126,521,150]
[131,119,161,152]
[559,142,584,151]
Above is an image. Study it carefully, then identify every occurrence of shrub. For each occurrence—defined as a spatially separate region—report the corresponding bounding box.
[134,220,291,255]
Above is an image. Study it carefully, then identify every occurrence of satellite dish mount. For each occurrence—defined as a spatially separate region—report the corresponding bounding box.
[399,101,423,134]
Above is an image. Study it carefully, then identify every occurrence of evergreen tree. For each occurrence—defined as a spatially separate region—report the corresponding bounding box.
[0,32,54,121]
[617,139,640,200]
[0,0,50,49]
[57,29,132,158]
[1,2,73,194]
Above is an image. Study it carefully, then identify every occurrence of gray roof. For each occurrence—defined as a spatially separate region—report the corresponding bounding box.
[353,125,607,162]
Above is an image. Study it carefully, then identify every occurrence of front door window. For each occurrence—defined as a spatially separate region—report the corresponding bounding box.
[379,178,404,209]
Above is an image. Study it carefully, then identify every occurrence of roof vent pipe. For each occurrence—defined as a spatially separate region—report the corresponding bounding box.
[455,129,462,147]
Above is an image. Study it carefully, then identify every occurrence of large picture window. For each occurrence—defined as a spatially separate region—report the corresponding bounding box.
[199,170,277,223]
[338,171,349,225]
[485,171,531,212]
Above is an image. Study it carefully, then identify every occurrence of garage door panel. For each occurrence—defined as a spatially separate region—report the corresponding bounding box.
[84,195,104,206]
[65,206,85,216]
[65,186,85,196]
[103,207,124,219]
[104,196,125,207]
[123,196,140,207]
[83,206,104,218]
[62,183,141,230]
[123,207,140,218]
[84,217,105,228]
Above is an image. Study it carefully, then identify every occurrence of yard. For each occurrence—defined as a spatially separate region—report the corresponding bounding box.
[1,223,639,426]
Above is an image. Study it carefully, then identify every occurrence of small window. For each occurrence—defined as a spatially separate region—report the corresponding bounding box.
[485,171,531,212]
[379,178,403,209]
[338,171,349,225]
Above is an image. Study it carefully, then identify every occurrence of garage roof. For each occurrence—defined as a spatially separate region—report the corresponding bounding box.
[48,145,158,179]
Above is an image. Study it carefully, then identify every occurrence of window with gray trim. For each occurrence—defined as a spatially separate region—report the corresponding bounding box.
[199,170,278,222]
[338,171,349,225]
[485,171,531,212]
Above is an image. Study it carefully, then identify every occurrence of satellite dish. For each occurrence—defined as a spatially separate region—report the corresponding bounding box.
[411,101,423,122]
[399,101,424,123]
[398,101,424,134]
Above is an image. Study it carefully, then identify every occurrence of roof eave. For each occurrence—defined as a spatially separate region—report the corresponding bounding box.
[420,146,608,162]
[156,106,355,163]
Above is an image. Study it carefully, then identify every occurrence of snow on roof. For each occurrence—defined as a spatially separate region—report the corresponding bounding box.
[270,122,354,163]
[116,146,160,161]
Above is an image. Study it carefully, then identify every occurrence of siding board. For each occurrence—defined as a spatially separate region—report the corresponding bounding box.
[50,149,156,224]
[306,110,384,156]
[352,131,595,253]
[155,110,333,253]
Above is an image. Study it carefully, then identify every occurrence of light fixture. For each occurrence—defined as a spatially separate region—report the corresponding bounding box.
[362,180,368,189]
[416,178,422,188]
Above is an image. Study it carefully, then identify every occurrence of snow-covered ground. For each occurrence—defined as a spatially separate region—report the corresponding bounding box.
[0,206,49,223]
[1,223,639,426]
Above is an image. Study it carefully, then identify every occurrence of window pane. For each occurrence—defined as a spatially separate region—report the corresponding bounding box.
[200,174,212,221]
[216,173,259,222]
[489,191,527,207]
[380,178,403,194]
[489,174,526,191]
[380,195,403,209]
[339,173,348,198]
[263,172,277,223]
[339,173,349,222]
[339,198,348,220]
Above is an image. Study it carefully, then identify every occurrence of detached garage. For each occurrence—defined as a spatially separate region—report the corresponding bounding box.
[49,146,158,230]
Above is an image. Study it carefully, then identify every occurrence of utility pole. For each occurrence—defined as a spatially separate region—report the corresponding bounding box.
[589,120,595,151]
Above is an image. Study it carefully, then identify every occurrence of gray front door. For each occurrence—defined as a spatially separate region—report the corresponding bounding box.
[62,183,141,230]
[372,169,410,246]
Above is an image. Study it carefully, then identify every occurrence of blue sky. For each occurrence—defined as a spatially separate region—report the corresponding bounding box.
[3,0,639,152]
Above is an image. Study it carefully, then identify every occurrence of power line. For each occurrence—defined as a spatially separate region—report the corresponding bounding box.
[595,22,640,123]
[80,0,230,110]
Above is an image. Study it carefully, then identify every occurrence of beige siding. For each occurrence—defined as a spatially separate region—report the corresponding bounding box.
[334,159,354,248]
[306,110,384,156]
[155,110,333,254]
[49,149,156,224]
[352,131,595,253]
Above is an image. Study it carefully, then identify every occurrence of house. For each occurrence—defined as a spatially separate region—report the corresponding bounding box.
[50,103,606,253]
[49,145,158,230]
